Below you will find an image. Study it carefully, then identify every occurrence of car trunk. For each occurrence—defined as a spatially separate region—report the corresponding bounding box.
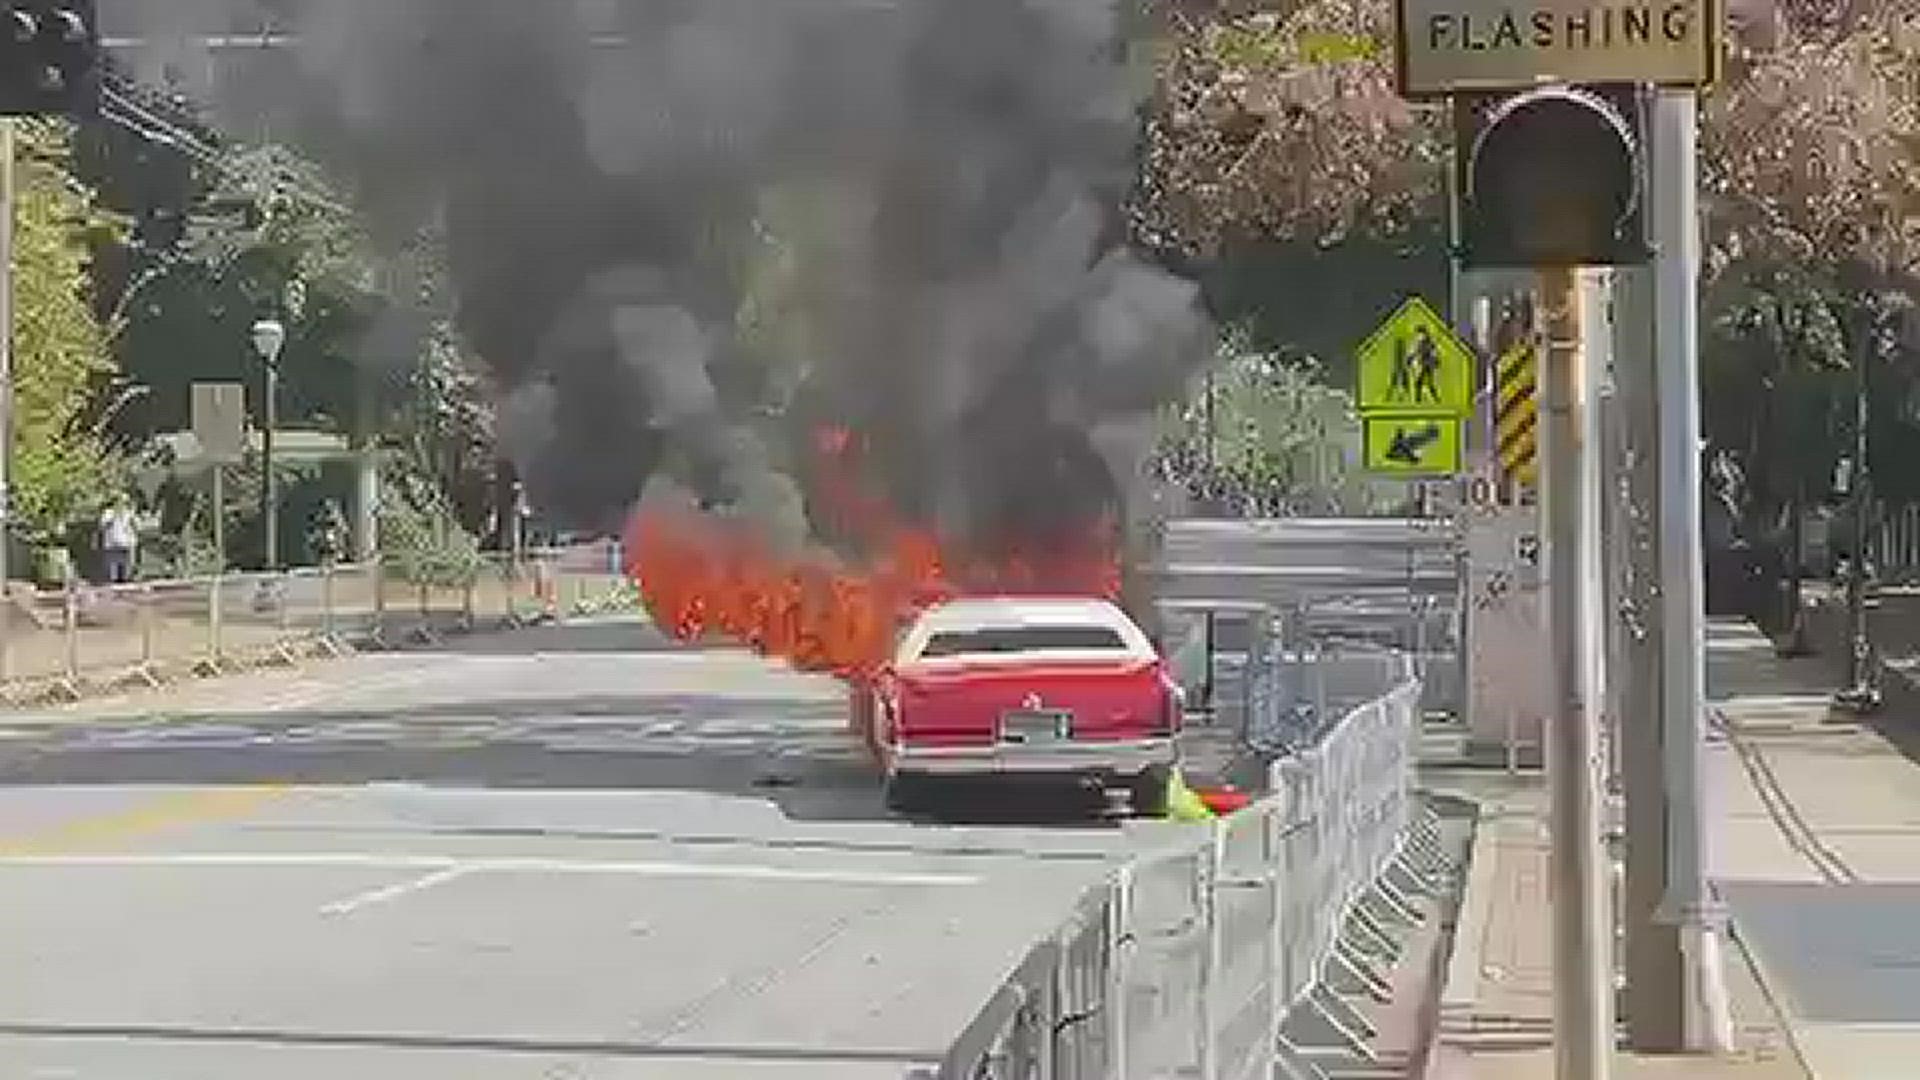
[893,658,1169,747]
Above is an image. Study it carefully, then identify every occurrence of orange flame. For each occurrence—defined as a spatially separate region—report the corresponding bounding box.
[628,426,1122,680]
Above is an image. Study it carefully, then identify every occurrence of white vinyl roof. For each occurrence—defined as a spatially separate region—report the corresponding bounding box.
[897,596,1155,664]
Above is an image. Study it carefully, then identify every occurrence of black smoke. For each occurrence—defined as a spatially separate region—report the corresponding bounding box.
[110,0,1213,554]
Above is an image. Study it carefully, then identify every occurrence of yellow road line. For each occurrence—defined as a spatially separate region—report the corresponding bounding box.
[0,785,289,857]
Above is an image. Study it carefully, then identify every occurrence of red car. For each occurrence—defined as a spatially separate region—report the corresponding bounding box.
[850,596,1184,814]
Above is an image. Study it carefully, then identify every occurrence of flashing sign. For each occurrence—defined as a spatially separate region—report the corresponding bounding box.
[1394,0,1720,97]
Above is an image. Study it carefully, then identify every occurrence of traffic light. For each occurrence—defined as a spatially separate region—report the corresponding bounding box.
[0,1,99,118]
[1455,84,1649,269]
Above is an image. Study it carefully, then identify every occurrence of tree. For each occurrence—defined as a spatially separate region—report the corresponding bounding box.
[1132,0,1441,258]
[9,120,120,548]
[1702,1,1920,276]
[1129,1,1447,409]
[1697,0,1920,543]
[1152,327,1397,516]
[75,93,504,568]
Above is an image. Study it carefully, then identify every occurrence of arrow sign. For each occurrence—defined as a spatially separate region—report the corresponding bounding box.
[1363,415,1462,476]
[1386,422,1443,465]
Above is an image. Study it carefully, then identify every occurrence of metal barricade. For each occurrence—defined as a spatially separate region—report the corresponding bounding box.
[0,544,640,704]
[939,648,1444,1080]
[1121,844,1210,1076]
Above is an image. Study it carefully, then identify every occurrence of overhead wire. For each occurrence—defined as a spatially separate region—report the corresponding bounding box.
[96,72,356,219]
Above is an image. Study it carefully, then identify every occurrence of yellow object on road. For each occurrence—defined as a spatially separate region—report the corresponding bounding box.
[1166,768,1216,821]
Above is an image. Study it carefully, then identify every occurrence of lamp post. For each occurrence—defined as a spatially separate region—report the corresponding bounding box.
[251,317,285,570]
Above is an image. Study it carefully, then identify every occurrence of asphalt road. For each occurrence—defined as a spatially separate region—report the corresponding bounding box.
[0,616,1176,1080]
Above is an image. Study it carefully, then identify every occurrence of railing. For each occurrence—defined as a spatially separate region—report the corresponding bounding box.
[1875,502,1920,584]
[937,651,1454,1080]
[0,541,633,705]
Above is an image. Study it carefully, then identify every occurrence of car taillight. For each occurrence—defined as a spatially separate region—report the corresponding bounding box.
[1156,676,1183,736]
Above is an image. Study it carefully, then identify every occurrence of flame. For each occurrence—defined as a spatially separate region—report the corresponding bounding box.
[628,425,1122,680]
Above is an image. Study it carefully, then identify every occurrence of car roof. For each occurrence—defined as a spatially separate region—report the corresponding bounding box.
[914,596,1130,631]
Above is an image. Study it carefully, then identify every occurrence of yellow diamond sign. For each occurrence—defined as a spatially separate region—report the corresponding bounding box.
[1364,416,1463,476]
[1355,296,1476,417]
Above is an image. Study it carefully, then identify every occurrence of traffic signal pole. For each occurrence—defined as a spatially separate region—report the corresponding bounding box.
[1540,265,1612,1080]
[1646,89,1734,1054]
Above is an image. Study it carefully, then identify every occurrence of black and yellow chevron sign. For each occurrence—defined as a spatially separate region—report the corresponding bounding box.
[1495,344,1537,489]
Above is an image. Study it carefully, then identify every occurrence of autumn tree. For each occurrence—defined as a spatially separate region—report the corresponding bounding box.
[1700,0,1920,543]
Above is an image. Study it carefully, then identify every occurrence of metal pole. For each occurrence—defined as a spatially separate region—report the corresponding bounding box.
[1649,90,1735,1052]
[210,465,225,659]
[1613,251,1688,1049]
[1541,265,1610,1080]
[1780,460,1809,655]
[0,120,14,682]
[1837,294,1877,708]
[262,356,279,570]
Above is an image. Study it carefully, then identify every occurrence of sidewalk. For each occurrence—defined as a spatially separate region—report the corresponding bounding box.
[1421,615,1906,1079]
[1423,783,1804,1079]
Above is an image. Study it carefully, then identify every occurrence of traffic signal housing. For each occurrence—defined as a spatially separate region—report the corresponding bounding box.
[1455,84,1650,269]
[0,1,99,118]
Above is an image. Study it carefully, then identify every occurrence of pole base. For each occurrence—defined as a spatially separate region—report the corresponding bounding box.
[1772,627,1813,658]
[1833,686,1883,715]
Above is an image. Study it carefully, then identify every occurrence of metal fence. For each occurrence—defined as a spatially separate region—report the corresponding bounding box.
[1875,502,1920,583]
[0,541,633,705]
[937,652,1453,1080]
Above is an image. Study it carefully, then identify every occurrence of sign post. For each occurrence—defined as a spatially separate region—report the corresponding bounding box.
[192,382,245,660]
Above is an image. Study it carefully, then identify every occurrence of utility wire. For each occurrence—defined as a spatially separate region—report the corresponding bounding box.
[97,73,356,218]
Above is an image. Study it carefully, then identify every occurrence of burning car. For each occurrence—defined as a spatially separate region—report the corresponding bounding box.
[849,596,1184,814]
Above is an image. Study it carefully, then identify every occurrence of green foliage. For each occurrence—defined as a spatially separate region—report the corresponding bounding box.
[398,323,497,529]
[75,103,502,555]
[1154,329,1397,515]
[379,463,484,587]
[9,121,121,542]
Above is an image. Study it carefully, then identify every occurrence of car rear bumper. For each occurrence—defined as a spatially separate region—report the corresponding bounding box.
[891,737,1177,777]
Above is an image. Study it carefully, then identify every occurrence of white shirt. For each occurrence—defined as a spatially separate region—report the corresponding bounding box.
[100,508,138,551]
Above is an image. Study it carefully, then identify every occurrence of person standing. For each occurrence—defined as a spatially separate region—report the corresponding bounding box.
[98,497,139,584]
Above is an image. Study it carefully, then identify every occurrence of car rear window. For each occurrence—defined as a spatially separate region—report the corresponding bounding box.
[917,625,1129,657]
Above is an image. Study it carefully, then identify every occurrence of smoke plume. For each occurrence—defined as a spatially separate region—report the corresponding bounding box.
[107,0,1214,562]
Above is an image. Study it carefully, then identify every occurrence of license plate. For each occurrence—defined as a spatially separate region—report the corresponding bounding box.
[1000,709,1072,743]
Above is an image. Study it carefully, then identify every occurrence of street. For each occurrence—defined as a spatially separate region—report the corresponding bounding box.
[0,617,1162,1080]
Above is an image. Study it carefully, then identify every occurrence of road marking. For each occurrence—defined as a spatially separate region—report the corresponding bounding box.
[320,863,476,916]
[0,852,981,887]
[0,786,287,857]
[1720,694,1837,709]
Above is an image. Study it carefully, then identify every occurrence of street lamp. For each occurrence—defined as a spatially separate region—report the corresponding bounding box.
[251,317,285,570]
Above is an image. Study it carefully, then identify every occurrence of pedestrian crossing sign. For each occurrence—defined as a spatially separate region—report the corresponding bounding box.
[1355,296,1476,417]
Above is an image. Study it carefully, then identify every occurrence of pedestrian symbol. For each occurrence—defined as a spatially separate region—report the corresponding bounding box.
[1356,297,1475,417]
[1364,416,1463,475]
